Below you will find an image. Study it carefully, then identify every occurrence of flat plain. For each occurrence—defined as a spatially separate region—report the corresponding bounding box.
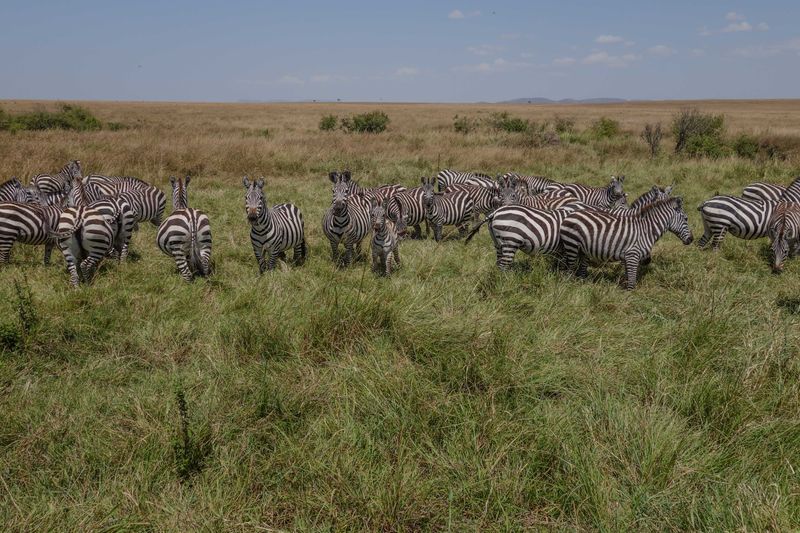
[1,99,799,530]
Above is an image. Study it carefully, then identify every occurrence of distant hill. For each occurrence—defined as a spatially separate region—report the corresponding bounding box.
[499,97,628,104]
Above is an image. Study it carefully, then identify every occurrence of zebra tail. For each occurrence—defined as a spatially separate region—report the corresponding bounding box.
[189,226,202,274]
[465,213,493,244]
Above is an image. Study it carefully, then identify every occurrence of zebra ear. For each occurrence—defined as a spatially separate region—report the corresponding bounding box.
[674,197,684,209]
[185,176,191,187]
[169,176,177,187]
[329,171,338,183]
[256,177,265,189]
[665,184,674,195]
[369,197,378,209]
[242,176,250,188]
[618,175,625,183]
[420,176,426,185]
[342,170,351,182]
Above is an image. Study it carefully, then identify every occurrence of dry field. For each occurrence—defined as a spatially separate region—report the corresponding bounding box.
[0,99,799,530]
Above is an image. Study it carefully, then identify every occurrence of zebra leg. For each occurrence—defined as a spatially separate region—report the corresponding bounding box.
[329,238,339,263]
[496,245,516,271]
[200,249,212,276]
[433,224,443,242]
[412,224,422,240]
[43,242,54,266]
[710,228,726,251]
[0,241,12,264]
[343,244,354,266]
[392,246,400,268]
[575,253,589,279]
[293,240,306,266]
[424,219,430,239]
[172,251,193,281]
[59,238,82,287]
[623,253,640,290]
[384,251,392,276]
[253,242,266,273]
[80,255,102,284]
[266,249,281,271]
[697,217,712,248]
[120,242,129,262]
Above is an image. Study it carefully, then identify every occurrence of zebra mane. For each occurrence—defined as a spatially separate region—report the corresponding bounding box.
[636,196,681,216]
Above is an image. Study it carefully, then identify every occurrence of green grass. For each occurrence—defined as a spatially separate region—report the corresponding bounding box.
[0,102,799,530]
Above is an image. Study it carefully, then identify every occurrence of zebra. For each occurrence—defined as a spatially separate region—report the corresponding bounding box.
[518,190,580,211]
[68,174,135,260]
[156,176,212,281]
[435,169,494,192]
[545,176,627,209]
[421,177,475,242]
[387,185,428,239]
[560,197,693,290]
[334,170,406,201]
[0,178,29,203]
[322,172,371,265]
[769,202,800,273]
[742,182,786,202]
[781,176,800,203]
[443,183,502,218]
[370,196,404,276]
[466,203,579,271]
[86,174,166,227]
[500,173,557,195]
[696,196,778,250]
[0,193,66,266]
[86,174,153,195]
[243,176,306,272]
[56,204,117,286]
[32,160,82,195]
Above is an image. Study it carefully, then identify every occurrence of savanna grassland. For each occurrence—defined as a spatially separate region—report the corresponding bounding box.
[1,99,800,531]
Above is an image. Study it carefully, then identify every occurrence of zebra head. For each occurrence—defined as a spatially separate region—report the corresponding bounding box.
[329,172,349,213]
[243,176,265,223]
[666,197,693,245]
[496,175,519,207]
[7,177,29,203]
[420,176,436,210]
[769,209,795,274]
[389,197,409,239]
[608,175,627,205]
[169,176,190,210]
[370,196,388,233]
[68,160,82,179]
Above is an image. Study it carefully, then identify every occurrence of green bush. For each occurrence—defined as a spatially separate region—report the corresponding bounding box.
[0,104,104,132]
[591,117,620,139]
[0,322,20,352]
[319,115,338,131]
[672,108,725,154]
[453,114,479,134]
[732,134,759,159]
[684,134,730,159]
[487,112,529,133]
[340,111,390,133]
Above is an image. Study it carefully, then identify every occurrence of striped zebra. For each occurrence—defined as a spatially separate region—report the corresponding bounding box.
[322,172,371,265]
[0,178,29,203]
[33,160,82,195]
[156,176,212,281]
[68,175,135,260]
[56,205,117,286]
[518,190,579,211]
[769,202,800,273]
[370,196,404,276]
[781,176,800,203]
[421,177,475,241]
[742,182,786,202]
[443,183,501,218]
[86,174,166,227]
[697,196,777,250]
[561,197,693,290]
[545,176,627,208]
[435,169,494,192]
[243,176,306,273]
[335,170,407,201]
[466,204,578,271]
[0,193,65,266]
[387,186,428,239]
[500,173,557,195]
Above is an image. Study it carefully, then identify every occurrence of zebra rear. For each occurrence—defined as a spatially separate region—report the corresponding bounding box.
[157,176,212,281]
[697,195,776,249]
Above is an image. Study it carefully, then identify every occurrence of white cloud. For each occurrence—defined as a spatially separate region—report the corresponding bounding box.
[449,9,480,19]
[595,34,625,44]
[394,67,419,77]
[581,51,640,68]
[277,75,304,85]
[647,45,675,56]
[726,12,746,22]
[467,44,503,56]
[453,57,531,73]
[690,48,706,57]
[723,21,752,32]
[552,57,576,66]
[756,22,770,31]
[733,38,800,58]
[519,52,535,59]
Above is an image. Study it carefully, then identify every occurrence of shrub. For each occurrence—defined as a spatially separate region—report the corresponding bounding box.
[0,323,20,352]
[640,123,663,158]
[172,386,210,482]
[340,110,390,133]
[553,115,575,134]
[591,117,620,139]
[0,104,103,132]
[672,108,725,154]
[732,134,760,159]
[453,114,479,134]
[487,112,529,133]
[319,114,338,131]
[684,134,730,159]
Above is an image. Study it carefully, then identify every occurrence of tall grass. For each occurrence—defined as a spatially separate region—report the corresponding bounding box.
[0,100,799,530]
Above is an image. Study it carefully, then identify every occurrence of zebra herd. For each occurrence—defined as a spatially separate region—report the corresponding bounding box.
[1,162,799,288]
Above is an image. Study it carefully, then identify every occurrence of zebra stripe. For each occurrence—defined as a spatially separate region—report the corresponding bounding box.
[156,176,212,281]
[333,170,407,201]
[561,197,693,289]
[500,173,557,195]
[769,202,800,273]
[69,176,135,260]
[742,182,786,202]
[0,200,64,265]
[322,172,371,265]
[444,183,501,217]
[370,197,402,276]
[56,205,117,286]
[545,176,627,209]
[435,169,493,192]
[243,176,306,272]
[697,195,777,249]
[32,160,82,195]
[85,175,166,226]
[0,178,30,203]
[421,177,475,241]
[387,186,428,239]
[781,176,800,203]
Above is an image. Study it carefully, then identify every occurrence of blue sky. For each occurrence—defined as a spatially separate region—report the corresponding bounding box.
[1,1,797,102]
